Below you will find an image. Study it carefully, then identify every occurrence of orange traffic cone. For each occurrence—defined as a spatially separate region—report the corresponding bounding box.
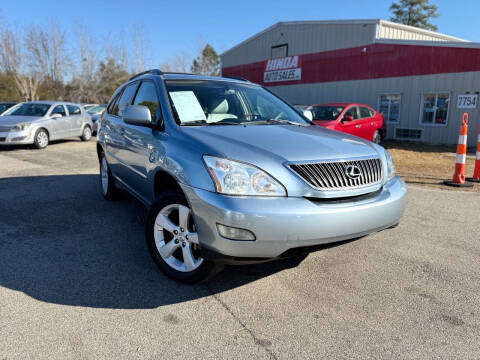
[466,121,480,183]
[444,113,474,187]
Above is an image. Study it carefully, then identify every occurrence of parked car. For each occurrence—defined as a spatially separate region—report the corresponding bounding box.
[0,101,93,149]
[97,70,406,283]
[0,102,17,115]
[304,103,384,143]
[87,104,106,134]
[81,103,98,112]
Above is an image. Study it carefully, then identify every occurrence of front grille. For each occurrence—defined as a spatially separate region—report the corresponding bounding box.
[0,126,11,132]
[290,158,383,190]
[0,137,5,142]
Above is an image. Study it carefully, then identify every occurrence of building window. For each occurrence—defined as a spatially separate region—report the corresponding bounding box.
[420,92,450,125]
[271,43,288,59]
[378,94,401,123]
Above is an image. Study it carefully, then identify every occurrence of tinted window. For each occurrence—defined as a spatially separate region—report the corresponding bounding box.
[345,107,359,120]
[117,83,138,117]
[359,107,372,118]
[51,105,66,117]
[133,81,160,120]
[9,103,50,117]
[67,105,81,115]
[107,93,121,115]
[310,106,344,121]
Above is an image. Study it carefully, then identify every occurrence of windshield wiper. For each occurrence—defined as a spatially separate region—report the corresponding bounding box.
[182,120,241,126]
[205,121,241,126]
[241,119,308,126]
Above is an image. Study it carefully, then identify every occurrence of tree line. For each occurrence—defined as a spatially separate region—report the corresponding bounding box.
[0,22,220,104]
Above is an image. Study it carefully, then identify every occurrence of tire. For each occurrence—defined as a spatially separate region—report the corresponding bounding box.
[146,191,219,283]
[81,126,92,141]
[33,128,49,149]
[372,130,381,144]
[99,152,119,200]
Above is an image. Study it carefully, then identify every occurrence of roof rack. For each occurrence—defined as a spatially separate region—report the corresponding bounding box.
[223,76,249,82]
[128,69,163,81]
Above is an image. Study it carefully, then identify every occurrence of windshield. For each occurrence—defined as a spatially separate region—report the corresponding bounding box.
[8,103,51,117]
[165,80,310,126]
[0,104,14,114]
[310,106,345,121]
[87,105,106,115]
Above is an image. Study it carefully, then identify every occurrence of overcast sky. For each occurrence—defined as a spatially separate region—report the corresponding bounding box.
[0,0,477,68]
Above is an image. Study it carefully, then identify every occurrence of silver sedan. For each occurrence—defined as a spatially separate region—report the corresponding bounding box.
[0,101,93,149]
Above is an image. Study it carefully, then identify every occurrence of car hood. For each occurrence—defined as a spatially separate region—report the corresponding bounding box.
[181,124,379,162]
[0,115,45,126]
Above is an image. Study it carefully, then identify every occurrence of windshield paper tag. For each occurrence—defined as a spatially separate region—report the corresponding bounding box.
[169,91,206,122]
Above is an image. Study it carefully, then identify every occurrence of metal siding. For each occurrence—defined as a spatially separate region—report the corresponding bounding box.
[221,22,376,68]
[268,71,480,146]
[377,22,464,42]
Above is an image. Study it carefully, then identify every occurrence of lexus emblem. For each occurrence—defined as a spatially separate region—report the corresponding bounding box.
[344,165,361,179]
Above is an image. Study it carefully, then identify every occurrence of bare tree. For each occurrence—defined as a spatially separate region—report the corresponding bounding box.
[70,24,99,102]
[132,25,147,73]
[159,52,191,73]
[0,28,40,101]
[25,24,69,83]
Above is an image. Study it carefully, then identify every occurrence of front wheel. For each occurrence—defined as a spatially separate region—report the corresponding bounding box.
[81,126,92,141]
[145,191,220,283]
[372,130,381,144]
[33,128,49,149]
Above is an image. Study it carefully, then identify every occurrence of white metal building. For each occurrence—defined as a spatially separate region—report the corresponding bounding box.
[221,20,480,146]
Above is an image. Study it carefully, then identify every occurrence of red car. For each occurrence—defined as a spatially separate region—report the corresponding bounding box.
[304,103,384,143]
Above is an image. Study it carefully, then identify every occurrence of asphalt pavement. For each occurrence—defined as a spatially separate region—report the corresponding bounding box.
[0,139,479,359]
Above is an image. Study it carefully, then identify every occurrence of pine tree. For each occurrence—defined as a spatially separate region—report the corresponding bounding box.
[390,0,439,31]
[190,44,221,76]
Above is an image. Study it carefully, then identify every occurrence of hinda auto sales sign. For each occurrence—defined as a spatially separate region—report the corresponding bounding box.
[263,55,302,83]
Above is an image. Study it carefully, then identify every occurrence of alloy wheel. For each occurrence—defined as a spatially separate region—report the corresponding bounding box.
[153,204,203,272]
[101,157,109,195]
[37,131,48,148]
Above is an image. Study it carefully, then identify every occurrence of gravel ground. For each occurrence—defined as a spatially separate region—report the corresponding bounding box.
[0,139,479,359]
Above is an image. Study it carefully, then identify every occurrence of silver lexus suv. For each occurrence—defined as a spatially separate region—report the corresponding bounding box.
[97,70,406,283]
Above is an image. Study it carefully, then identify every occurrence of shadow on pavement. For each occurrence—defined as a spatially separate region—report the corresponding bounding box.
[0,174,348,309]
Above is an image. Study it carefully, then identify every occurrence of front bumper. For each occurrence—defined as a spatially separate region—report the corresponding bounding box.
[182,176,407,258]
[0,130,33,145]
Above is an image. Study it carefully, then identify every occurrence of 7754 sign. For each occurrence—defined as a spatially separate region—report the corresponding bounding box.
[457,94,477,109]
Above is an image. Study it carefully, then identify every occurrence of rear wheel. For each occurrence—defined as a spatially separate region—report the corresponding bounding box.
[372,130,381,144]
[99,152,119,200]
[81,126,92,141]
[33,128,49,149]
[146,191,219,283]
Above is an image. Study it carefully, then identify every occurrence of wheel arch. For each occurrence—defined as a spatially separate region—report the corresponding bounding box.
[96,142,104,161]
[154,170,184,198]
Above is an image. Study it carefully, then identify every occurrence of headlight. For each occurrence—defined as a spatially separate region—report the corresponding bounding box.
[10,122,31,132]
[203,156,286,196]
[385,150,396,181]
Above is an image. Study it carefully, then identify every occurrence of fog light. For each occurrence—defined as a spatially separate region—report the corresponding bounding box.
[216,223,255,241]
[11,136,26,141]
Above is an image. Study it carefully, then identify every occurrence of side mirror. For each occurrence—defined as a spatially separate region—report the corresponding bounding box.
[51,113,62,119]
[342,115,353,122]
[303,109,313,121]
[123,105,152,126]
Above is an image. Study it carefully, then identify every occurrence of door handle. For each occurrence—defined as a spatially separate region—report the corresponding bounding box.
[371,122,375,125]
[355,125,361,128]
